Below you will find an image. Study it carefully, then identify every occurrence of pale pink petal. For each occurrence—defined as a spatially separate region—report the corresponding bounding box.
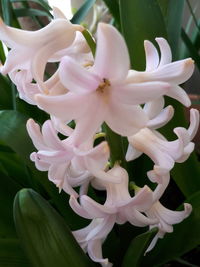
[59,56,100,93]
[143,97,165,119]
[125,209,158,227]
[52,6,67,19]
[144,40,159,71]
[145,233,159,253]
[176,142,195,163]
[93,23,130,82]
[156,38,172,66]
[49,164,78,197]
[41,120,65,150]
[35,92,91,121]
[125,144,142,161]
[36,150,72,164]
[155,202,192,225]
[188,109,200,139]
[88,240,112,267]
[123,185,153,211]
[69,196,92,219]
[106,100,148,136]
[30,152,49,171]
[147,105,174,129]
[166,85,191,107]
[86,216,116,241]
[26,119,46,150]
[149,58,194,84]
[68,96,106,145]
[113,81,170,105]
[80,195,117,217]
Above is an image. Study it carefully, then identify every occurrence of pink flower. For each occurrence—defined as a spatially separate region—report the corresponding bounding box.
[126,38,194,107]
[26,118,119,197]
[127,109,199,171]
[36,23,170,144]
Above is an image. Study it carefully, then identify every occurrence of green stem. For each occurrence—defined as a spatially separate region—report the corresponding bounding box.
[102,123,127,169]
[81,29,96,57]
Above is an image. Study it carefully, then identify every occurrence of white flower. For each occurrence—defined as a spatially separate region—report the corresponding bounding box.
[73,217,114,267]
[127,109,199,171]
[36,23,170,144]
[26,119,118,197]
[70,166,157,226]
[126,38,194,107]
[0,7,83,88]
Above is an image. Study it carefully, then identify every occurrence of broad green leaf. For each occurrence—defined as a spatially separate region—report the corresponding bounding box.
[158,0,185,59]
[0,151,32,188]
[0,172,22,238]
[119,0,167,70]
[102,0,120,25]
[181,28,200,71]
[14,189,95,267]
[0,110,89,228]
[0,238,30,267]
[14,8,51,18]
[141,191,200,266]
[71,0,96,24]
[0,75,13,110]
[0,110,35,162]
[122,228,158,267]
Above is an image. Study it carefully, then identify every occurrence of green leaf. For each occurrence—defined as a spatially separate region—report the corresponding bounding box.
[102,0,120,25]
[10,0,52,11]
[1,0,13,25]
[119,0,167,70]
[0,238,30,267]
[157,0,185,59]
[14,8,51,18]
[71,0,96,24]
[0,75,13,110]
[181,28,200,71]
[0,110,35,162]
[122,228,158,267]
[14,189,95,267]
[0,41,6,64]
[0,172,22,238]
[141,191,200,266]
[0,110,88,228]
[82,29,96,57]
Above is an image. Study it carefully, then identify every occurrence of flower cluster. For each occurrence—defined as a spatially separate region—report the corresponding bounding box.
[0,8,199,266]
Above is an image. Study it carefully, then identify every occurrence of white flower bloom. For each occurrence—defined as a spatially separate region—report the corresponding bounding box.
[70,166,157,226]
[127,109,199,171]
[0,7,83,89]
[126,38,194,107]
[36,23,170,144]
[26,119,119,197]
[73,217,114,267]
[145,201,192,253]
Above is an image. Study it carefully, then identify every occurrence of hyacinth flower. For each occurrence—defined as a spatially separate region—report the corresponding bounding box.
[70,166,160,266]
[70,165,158,227]
[73,218,114,267]
[127,109,199,172]
[126,96,174,161]
[36,23,171,144]
[9,31,92,104]
[126,38,194,107]
[26,119,124,197]
[0,7,83,91]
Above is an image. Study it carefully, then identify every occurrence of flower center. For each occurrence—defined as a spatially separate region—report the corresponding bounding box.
[96,78,111,93]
